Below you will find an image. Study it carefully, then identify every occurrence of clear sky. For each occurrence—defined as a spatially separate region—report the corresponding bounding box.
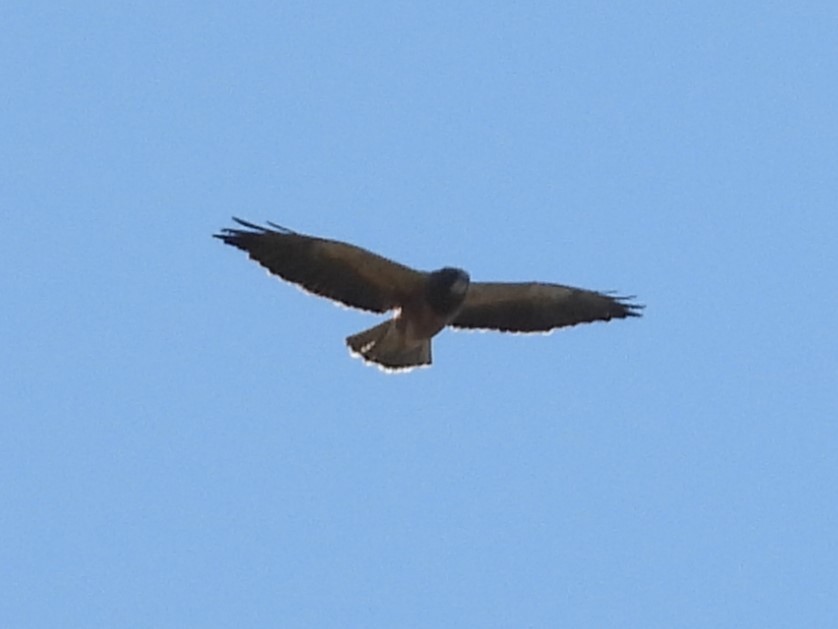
[3,2,837,627]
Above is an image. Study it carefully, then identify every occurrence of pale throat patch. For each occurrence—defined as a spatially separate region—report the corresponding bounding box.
[451,276,469,295]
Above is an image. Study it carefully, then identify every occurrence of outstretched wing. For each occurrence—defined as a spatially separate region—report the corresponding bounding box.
[214,218,426,313]
[450,282,643,333]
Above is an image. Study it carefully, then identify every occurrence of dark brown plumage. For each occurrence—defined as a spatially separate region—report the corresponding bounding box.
[214,218,643,371]
[451,282,639,332]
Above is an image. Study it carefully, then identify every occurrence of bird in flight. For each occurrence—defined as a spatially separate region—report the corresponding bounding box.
[214,218,643,372]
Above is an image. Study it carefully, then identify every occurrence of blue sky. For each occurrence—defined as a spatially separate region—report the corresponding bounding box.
[2,2,837,627]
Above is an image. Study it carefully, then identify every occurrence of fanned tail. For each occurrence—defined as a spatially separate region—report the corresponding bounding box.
[346,321,431,372]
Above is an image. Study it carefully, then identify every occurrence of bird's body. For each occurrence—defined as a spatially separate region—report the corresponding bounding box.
[214,219,642,371]
[345,266,470,369]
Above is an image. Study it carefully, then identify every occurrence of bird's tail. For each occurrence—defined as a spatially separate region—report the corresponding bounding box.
[346,321,431,372]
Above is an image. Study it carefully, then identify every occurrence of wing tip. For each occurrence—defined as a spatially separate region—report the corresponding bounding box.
[601,291,644,318]
[213,217,297,242]
[615,295,644,318]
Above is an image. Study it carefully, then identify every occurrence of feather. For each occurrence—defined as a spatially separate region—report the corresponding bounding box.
[450,282,643,333]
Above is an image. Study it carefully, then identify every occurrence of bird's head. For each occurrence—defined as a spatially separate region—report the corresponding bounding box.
[426,267,470,315]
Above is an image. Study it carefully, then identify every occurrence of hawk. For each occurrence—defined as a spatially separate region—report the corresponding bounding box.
[214,218,643,371]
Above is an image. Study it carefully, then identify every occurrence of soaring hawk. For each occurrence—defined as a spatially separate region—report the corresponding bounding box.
[215,219,642,371]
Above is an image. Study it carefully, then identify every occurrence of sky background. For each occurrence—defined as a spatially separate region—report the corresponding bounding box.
[2,2,837,627]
